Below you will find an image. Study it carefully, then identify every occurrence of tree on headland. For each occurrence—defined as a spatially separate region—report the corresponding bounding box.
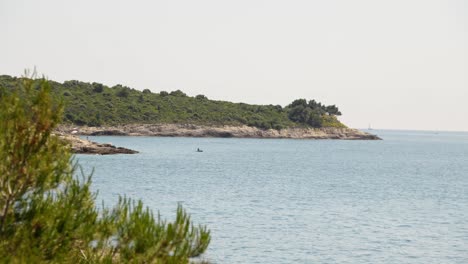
[286,98,342,127]
[0,74,211,262]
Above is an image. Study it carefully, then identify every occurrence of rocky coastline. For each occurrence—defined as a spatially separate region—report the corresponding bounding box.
[57,124,381,140]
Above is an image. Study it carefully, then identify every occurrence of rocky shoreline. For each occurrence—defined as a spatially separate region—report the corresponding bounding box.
[57,124,381,140]
[56,124,379,154]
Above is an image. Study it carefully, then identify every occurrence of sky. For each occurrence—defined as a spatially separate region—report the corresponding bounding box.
[1,0,466,131]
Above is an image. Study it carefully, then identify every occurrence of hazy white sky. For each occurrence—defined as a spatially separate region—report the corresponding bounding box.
[1,0,466,130]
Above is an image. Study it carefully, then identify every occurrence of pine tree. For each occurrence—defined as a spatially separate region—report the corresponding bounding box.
[0,75,210,263]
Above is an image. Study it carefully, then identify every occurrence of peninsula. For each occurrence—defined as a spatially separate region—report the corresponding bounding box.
[1,75,380,144]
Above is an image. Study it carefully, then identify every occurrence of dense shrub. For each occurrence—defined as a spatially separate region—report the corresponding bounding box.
[92,82,104,93]
[170,90,187,97]
[116,88,130,97]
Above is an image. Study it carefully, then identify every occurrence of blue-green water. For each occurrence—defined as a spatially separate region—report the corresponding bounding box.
[77,130,468,263]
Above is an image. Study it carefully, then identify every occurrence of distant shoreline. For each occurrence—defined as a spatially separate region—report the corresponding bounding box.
[57,124,381,140]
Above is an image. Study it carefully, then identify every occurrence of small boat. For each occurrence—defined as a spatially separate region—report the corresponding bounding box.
[196,148,203,152]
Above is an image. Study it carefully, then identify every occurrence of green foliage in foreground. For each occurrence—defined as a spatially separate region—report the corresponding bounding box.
[0,75,345,129]
[0,77,210,263]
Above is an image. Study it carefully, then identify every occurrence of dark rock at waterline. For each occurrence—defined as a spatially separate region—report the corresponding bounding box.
[74,144,138,155]
[90,130,128,136]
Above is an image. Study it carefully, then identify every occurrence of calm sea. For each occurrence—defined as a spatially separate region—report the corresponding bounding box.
[77,130,468,264]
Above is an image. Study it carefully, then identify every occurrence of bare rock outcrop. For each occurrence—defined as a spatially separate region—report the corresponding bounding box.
[57,133,138,155]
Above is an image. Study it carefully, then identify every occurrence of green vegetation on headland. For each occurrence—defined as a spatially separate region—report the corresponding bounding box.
[0,76,210,262]
[0,75,346,129]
